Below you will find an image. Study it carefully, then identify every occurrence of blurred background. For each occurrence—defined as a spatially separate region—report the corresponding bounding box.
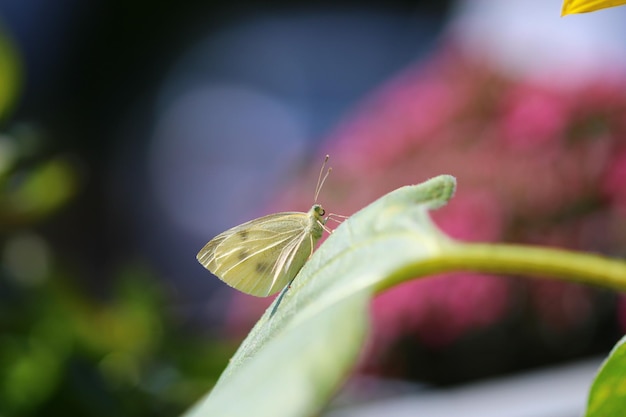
[1,0,626,416]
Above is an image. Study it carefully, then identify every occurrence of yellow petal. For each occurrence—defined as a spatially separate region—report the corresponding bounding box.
[562,0,626,15]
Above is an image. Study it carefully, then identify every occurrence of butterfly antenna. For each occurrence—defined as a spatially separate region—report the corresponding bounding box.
[314,155,331,202]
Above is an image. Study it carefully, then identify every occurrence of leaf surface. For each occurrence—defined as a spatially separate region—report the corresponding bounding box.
[185,175,457,417]
[586,335,626,417]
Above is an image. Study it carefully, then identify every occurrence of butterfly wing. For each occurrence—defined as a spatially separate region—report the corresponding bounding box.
[197,212,316,297]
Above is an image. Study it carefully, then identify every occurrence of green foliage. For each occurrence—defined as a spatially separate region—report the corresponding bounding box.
[0,124,79,228]
[0,24,20,120]
[0,125,229,416]
[0,156,78,225]
[586,335,626,417]
[0,262,232,417]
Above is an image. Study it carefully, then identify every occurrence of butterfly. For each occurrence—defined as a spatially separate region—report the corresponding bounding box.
[196,156,339,300]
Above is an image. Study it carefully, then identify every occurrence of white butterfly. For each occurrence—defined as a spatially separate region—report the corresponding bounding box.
[197,156,338,298]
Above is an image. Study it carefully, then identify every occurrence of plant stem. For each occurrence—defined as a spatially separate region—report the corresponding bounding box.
[381,241,626,292]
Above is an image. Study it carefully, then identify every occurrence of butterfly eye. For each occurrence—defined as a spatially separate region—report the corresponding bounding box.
[319,208,325,216]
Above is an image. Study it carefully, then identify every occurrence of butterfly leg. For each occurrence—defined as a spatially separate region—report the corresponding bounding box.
[321,213,348,233]
[328,213,349,220]
[269,278,296,317]
[320,221,333,234]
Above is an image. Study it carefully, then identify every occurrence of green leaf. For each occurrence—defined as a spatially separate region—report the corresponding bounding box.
[184,175,626,417]
[185,175,457,417]
[586,336,626,417]
[0,25,21,120]
[0,157,78,224]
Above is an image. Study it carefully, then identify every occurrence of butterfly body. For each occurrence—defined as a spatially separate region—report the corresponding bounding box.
[197,204,326,297]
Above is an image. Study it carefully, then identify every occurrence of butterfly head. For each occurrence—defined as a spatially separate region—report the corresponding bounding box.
[312,204,326,222]
[308,204,327,239]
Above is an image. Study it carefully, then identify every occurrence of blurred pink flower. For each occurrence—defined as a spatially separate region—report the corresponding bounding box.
[227,44,626,377]
[498,84,569,150]
[603,149,626,210]
[371,272,510,350]
[432,190,504,241]
[529,280,594,333]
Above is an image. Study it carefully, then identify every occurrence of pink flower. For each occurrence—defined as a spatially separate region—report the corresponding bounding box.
[498,84,569,150]
[603,149,626,210]
[370,273,510,350]
[225,44,626,370]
